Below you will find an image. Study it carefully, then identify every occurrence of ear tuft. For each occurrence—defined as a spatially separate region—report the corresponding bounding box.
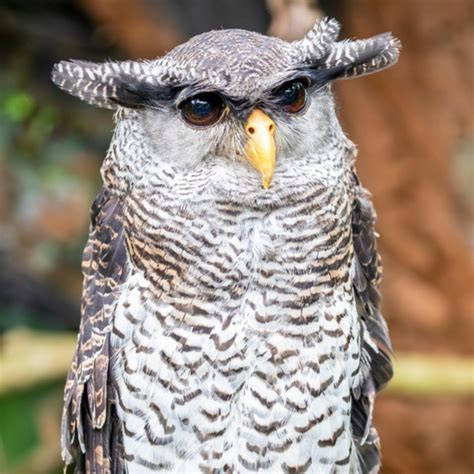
[324,32,401,79]
[292,17,341,62]
[51,60,155,109]
[293,18,401,80]
[52,60,114,108]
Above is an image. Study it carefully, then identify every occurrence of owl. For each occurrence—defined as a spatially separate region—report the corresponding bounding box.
[52,17,400,474]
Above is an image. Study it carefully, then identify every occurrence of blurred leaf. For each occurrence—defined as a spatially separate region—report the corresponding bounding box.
[2,91,35,123]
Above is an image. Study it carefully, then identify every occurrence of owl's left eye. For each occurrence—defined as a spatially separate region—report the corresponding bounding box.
[179,93,224,127]
[275,79,308,114]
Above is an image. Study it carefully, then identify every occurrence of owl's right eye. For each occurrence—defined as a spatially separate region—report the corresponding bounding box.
[179,93,224,127]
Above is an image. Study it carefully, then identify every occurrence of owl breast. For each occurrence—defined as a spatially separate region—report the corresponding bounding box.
[111,182,362,473]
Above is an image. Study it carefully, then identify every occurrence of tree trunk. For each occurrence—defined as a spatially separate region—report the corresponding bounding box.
[335,1,474,472]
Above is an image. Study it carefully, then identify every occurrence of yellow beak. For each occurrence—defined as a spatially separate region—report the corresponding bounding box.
[244,109,276,189]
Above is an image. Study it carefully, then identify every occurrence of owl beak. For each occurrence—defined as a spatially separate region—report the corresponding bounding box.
[244,109,276,189]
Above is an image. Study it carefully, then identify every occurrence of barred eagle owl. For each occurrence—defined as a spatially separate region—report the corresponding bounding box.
[52,17,400,474]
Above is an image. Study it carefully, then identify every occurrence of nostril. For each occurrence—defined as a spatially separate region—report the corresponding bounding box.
[268,123,274,134]
[247,126,255,135]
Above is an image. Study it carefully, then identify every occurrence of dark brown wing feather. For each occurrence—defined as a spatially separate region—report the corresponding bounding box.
[61,187,127,473]
[350,173,393,474]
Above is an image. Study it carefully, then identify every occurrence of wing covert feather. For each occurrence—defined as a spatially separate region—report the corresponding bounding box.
[61,187,127,473]
[350,173,393,473]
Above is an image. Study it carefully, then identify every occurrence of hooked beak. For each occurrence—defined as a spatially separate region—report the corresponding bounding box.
[244,109,276,189]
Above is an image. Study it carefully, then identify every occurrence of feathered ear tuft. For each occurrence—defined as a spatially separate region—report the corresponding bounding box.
[293,18,401,81]
[323,33,401,79]
[291,17,341,63]
[52,60,122,109]
[51,60,172,109]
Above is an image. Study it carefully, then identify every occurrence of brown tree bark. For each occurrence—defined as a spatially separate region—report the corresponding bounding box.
[266,0,321,40]
[337,0,474,354]
[335,1,474,472]
[80,0,184,58]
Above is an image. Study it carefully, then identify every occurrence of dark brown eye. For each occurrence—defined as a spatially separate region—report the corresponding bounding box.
[179,93,224,127]
[275,79,308,114]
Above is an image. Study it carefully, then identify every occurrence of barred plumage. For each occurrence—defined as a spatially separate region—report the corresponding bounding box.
[53,17,400,474]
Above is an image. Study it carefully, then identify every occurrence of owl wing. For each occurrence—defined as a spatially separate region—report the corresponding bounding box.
[350,173,393,473]
[61,187,128,474]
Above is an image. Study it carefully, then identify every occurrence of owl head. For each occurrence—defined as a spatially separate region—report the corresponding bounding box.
[52,18,400,202]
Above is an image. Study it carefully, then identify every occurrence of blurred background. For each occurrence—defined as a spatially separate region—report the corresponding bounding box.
[0,0,472,473]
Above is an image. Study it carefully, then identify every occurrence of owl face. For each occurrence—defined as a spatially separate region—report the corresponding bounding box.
[52,18,400,204]
[121,77,339,204]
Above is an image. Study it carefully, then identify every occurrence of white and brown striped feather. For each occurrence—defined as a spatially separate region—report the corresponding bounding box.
[62,169,392,473]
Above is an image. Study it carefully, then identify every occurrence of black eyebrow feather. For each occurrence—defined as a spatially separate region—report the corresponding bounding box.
[108,71,333,117]
[270,69,334,92]
[109,75,181,108]
[109,77,249,115]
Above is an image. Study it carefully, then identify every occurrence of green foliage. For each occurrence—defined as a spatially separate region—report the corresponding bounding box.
[0,305,40,332]
[0,78,110,332]
[0,381,63,474]
[2,91,36,122]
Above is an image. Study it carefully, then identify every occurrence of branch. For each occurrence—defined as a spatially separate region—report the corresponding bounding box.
[1,329,472,397]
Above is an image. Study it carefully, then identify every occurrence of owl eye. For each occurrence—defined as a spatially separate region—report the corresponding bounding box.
[275,79,308,114]
[179,93,224,127]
